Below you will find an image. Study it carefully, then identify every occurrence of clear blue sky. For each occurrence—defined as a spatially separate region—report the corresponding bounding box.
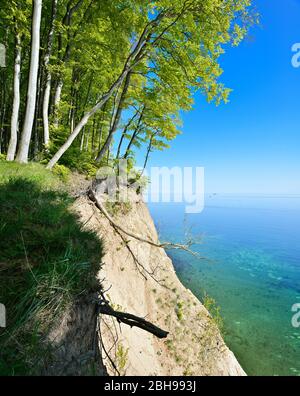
[138,0,300,195]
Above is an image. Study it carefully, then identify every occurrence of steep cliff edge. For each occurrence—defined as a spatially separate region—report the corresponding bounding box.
[0,165,245,376]
[72,190,246,376]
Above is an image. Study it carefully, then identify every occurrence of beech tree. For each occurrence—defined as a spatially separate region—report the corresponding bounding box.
[42,0,58,146]
[6,31,21,161]
[15,0,42,163]
[0,0,256,173]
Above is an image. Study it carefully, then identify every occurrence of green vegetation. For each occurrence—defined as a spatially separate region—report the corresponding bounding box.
[51,164,71,182]
[175,301,184,321]
[0,161,103,375]
[0,0,255,174]
[104,200,132,217]
[183,367,194,376]
[116,343,129,373]
[202,293,224,335]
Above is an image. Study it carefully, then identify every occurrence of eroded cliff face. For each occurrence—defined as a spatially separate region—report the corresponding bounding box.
[71,190,246,377]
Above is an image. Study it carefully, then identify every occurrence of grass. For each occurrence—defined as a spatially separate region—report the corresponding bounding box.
[105,200,132,217]
[0,161,103,375]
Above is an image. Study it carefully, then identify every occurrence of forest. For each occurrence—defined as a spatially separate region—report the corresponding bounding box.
[0,0,255,177]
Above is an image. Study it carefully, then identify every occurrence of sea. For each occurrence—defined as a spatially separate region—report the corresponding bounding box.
[148,194,300,376]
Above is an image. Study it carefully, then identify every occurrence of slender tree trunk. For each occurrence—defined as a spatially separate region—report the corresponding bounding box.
[33,54,44,159]
[0,31,8,154]
[80,128,85,151]
[53,80,63,128]
[43,0,58,146]
[91,117,96,154]
[124,106,145,159]
[16,0,42,163]
[0,94,7,155]
[116,110,139,160]
[95,71,132,163]
[7,34,21,161]
[43,75,52,145]
[85,127,90,151]
[140,134,154,176]
[97,108,106,153]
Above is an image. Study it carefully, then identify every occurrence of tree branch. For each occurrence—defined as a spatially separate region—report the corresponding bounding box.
[88,188,205,260]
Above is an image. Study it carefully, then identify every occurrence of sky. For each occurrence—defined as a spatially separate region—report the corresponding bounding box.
[137,0,300,195]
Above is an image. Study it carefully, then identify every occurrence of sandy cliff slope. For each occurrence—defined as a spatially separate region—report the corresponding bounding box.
[72,189,246,376]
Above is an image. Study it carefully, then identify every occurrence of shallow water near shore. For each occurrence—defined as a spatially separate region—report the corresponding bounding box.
[149,195,300,376]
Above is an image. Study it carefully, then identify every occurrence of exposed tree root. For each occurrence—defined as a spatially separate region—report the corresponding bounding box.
[95,293,169,339]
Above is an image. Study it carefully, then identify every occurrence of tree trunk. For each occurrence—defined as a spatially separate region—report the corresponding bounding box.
[46,69,130,169]
[95,71,132,163]
[97,108,106,153]
[79,128,85,151]
[0,31,8,154]
[85,127,90,151]
[32,52,44,159]
[16,0,42,163]
[7,33,21,161]
[116,109,139,160]
[53,80,63,128]
[140,133,154,176]
[43,0,58,147]
[124,106,145,159]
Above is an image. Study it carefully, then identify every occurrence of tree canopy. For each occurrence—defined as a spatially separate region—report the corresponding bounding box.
[0,0,257,175]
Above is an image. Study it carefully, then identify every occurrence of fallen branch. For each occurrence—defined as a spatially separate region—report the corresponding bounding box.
[88,188,204,259]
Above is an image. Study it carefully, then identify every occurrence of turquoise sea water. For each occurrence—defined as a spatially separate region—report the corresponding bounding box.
[148,195,300,376]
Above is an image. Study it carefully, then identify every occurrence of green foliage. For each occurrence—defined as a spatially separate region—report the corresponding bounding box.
[0,0,256,170]
[0,163,103,375]
[116,343,129,373]
[202,293,224,334]
[128,168,149,194]
[52,164,71,182]
[105,200,132,217]
[47,127,98,177]
[176,301,184,321]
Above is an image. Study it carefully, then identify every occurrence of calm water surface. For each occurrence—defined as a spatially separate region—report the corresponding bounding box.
[148,195,300,376]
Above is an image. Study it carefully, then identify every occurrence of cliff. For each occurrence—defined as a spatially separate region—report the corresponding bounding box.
[68,189,246,376]
[0,165,245,376]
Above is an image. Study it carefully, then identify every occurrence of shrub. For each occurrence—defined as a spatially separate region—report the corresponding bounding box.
[52,164,71,182]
